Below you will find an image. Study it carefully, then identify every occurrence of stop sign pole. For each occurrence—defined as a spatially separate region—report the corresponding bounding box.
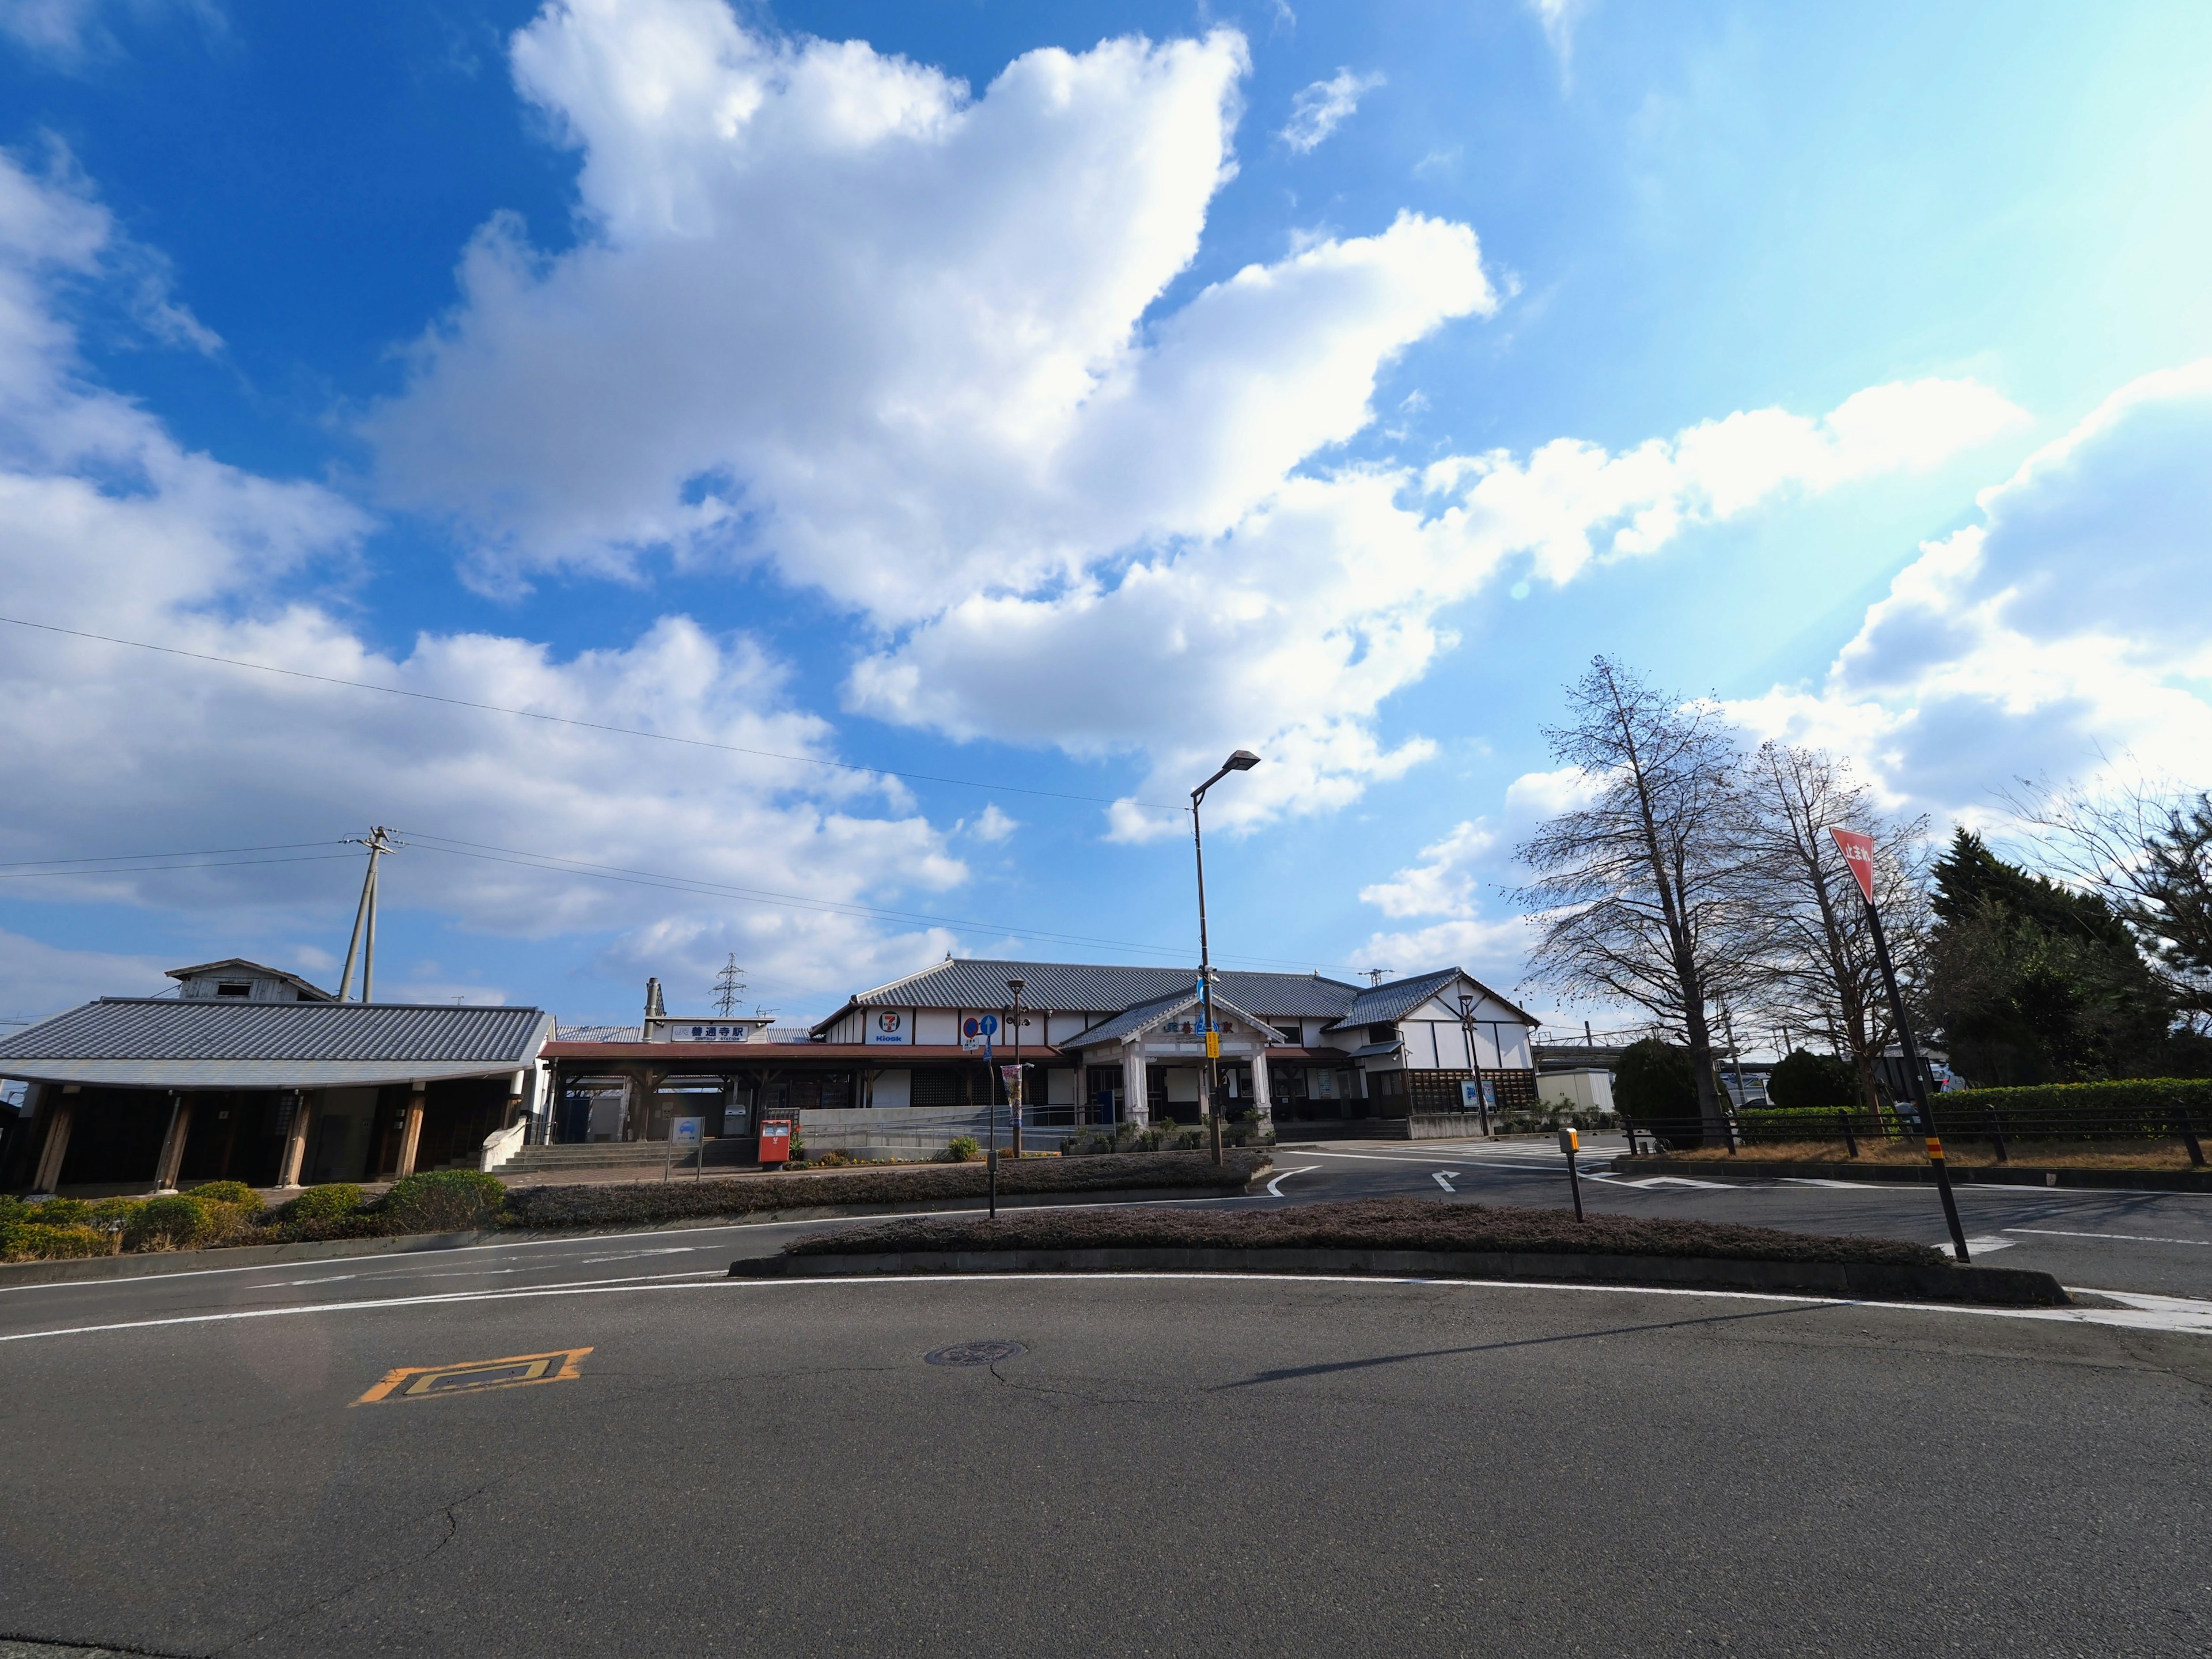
[1830,827,1971,1263]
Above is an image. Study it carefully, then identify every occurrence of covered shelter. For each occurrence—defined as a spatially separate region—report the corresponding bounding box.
[0,960,552,1194]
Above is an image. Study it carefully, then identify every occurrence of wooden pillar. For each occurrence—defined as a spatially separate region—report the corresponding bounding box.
[393,1083,427,1179]
[153,1093,194,1191]
[502,1069,528,1129]
[276,1090,319,1189]
[29,1086,74,1194]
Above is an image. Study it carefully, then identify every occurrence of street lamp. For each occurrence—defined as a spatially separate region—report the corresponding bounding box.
[1192,749,1260,1166]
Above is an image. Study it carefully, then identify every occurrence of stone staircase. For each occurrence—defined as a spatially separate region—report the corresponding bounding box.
[496,1141,719,1178]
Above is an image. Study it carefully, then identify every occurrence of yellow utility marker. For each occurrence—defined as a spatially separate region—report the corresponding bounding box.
[354,1347,593,1406]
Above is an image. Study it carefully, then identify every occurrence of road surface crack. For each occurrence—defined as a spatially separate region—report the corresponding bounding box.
[205,1482,495,1656]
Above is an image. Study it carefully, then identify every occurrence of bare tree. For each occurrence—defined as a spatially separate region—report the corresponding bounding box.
[2010,776,2212,1026]
[1512,657,1760,1131]
[1738,743,1931,1111]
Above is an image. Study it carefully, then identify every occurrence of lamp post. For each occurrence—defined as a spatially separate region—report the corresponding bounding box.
[1192,749,1261,1166]
[1007,978,1026,1160]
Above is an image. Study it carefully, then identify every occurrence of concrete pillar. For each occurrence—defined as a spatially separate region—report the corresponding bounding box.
[153,1093,194,1191]
[502,1069,528,1128]
[276,1090,319,1189]
[29,1086,73,1195]
[1122,1044,1149,1128]
[393,1084,427,1179]
[1249,1050,1274,1132]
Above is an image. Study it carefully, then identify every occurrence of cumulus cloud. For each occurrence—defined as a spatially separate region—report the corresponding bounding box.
[0,147,972,1020]
[0,0,217,60]
[1279,68,1384,154]
[1727,360,2212,821]
[366,2,2022,843]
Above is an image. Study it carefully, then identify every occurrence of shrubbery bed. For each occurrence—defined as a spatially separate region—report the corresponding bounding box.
[781,1196,1945,1268]
[503,1150,1267,1229]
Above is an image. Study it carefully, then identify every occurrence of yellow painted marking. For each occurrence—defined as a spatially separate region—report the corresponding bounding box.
[1925,1138,1945,1161]
[354,1347,593,1406]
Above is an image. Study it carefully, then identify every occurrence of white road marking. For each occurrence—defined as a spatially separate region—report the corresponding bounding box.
[579,1247,704,1264]
[1432,1172,1459,1192]
[1611,1176,1734,1190]
[3,1266,2210,1343]
[2006,1227,2212,1247]
[1960,1236,2016,1254]
[1265,1166,1322,1198]
[1782,1179,1884,1188]
[287,1275,357,1286]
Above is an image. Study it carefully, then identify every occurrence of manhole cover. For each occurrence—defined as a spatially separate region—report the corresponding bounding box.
[925,1340,1026,1367]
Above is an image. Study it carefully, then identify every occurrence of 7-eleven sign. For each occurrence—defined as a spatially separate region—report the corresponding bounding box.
[1828,827,1877,904]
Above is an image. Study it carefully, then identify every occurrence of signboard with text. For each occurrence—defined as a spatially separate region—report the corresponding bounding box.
[867,1009,911,1045]
[1828,826,1878,904]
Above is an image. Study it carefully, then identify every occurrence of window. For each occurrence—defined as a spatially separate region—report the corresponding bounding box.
[216,981,251,998]
[1368,1023,1395,1046]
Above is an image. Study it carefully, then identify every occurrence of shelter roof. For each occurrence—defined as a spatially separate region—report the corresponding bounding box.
[165,957,334,1002]
[815,957,1364,1035]
[1058,989,1286,1050]
[1322,968,1538,1032]
[0,998,551,1089]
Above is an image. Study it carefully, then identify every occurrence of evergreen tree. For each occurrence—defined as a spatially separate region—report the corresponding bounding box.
[1923,830,2173,1084]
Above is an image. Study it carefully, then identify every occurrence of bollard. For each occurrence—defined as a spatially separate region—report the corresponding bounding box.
[1559,1126,1585,1221]
[1838,1110,1859,1159]
[1985,1106,2009,1164]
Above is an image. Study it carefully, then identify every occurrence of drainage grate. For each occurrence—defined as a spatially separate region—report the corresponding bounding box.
[925,1340,1026,1367]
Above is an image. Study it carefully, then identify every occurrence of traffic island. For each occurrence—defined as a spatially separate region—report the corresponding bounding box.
[728,1197,2070,1307]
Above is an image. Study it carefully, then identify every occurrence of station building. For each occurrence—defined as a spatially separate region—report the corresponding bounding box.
[540,958,1539,1147]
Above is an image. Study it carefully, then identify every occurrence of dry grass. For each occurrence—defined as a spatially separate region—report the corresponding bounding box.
[1660,1138,2204,1171]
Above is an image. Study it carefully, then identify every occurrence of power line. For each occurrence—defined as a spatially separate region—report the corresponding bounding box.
[0,613,1185,812]
[0,853,362,880]
[0,840,350,869]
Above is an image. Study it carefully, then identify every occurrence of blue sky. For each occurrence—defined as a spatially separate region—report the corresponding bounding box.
[1,0,2208,1030]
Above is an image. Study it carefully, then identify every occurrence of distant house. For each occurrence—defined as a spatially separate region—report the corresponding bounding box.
[0,959,551,1195]
[541,957,1539,1147]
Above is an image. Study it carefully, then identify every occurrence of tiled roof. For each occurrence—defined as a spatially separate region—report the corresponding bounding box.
[820,957,1364,1033]
[1322,968,1538,1032]
[1059,990,1285,1050]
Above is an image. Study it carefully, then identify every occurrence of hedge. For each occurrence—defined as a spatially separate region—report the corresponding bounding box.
[503,1150,1267,1230]
[1938,1078,2212,1128]
[785,1196,1945,1268]
[0,1221,110,1262]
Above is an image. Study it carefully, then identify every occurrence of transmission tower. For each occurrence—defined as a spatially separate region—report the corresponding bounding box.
[1364,967,1390,987]
[712,954,747,1016]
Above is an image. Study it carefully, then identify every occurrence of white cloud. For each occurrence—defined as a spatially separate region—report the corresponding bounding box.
[969,804,1018,843]
[0,928,168,1022]
[1279,67,1384,154]
[0,0,217,60]
[1359,820,1494,918]
[363,2,2024,845]
[1526,0,1591,69]
[1726,361,2212,821]
[0,146,974,1022]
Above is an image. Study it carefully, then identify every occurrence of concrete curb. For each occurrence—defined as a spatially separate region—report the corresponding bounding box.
[729,1245,2070,1307]
[0,1182,1262,1287]
[1611,1156,2212,1193]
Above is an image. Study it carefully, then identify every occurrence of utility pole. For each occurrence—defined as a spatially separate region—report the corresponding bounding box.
[1830,827,1970,1263]
[1365,968,1389,987]
[1456,992,1490,1137]
[1007,978,1026,1160]
[712,955,746,1016]
[1191,749,1260,1167]
[336,827,396,1002]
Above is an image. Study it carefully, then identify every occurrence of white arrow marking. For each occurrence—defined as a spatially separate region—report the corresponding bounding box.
[1432,1171,1459,1192]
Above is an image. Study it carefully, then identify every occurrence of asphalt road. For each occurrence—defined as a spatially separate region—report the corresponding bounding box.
[3,1270,2209,1657]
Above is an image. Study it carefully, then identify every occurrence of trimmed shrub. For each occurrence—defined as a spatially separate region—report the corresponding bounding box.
[283,1183,365,1223]
[944,1136,981,1163]
[1,1221,109,1262]
[1767,1050,1859,1112]
[26,1196,90,1228]
[504,1150,1268,1230]
[187,1180,264,1211]
[88,1197,144,1236]
[379,1169,506,1233]
[126,1193,215,1251]
[1616,1039,1698,1145]
[1935,1077,2212,1137]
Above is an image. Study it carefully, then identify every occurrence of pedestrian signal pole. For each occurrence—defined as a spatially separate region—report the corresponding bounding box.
[1829,827,1971,1263]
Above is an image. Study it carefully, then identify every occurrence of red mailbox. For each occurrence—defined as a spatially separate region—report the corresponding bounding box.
[758,1120,792,1165]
